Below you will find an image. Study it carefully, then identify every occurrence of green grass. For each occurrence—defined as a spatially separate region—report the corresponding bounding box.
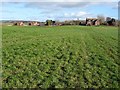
[2,26,119,88]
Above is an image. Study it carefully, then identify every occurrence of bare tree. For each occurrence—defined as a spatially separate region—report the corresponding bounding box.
[97,15,105,25]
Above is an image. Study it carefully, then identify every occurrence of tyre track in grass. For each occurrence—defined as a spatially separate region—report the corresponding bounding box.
[78,29,118,88]
[88,30,119,88]
[75,32,93,88]
[82,32,104,88]
[90,31,118,65]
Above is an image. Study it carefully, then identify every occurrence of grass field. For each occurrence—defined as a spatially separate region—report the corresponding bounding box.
[2,26,119,88]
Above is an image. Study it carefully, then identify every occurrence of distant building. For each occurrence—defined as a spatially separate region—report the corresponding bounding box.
[106,17,116,26]
[39,22,45,26]
[13,21,24,26]
[55,22,64,26]
[79,20,86,26]
[86,18,100,26]
[28,21,40,26]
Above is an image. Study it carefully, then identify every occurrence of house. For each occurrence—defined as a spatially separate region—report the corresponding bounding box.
[28,21,40,26]
[19,22,24,26]
[106,17,116,26]
[95,20,100,26]
[79,20,86,26]
[70,20,81,25]
[86,18,100,26]
[55,22,64,26]
[52,21,56,26]
[39,22,45,26]
[13,21,24,26]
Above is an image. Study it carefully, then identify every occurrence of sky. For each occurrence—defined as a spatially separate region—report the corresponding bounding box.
[0,0,119,22]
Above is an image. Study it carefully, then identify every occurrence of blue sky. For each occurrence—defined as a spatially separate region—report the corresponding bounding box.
[1,1,118,21]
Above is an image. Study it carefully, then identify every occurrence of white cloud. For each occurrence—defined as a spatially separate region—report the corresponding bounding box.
[23,2,89,9]
[53,11,93,21]
[64,11,92,18]
[2,2,118,10]
[4,2,117,11]
[1,1,118,21]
